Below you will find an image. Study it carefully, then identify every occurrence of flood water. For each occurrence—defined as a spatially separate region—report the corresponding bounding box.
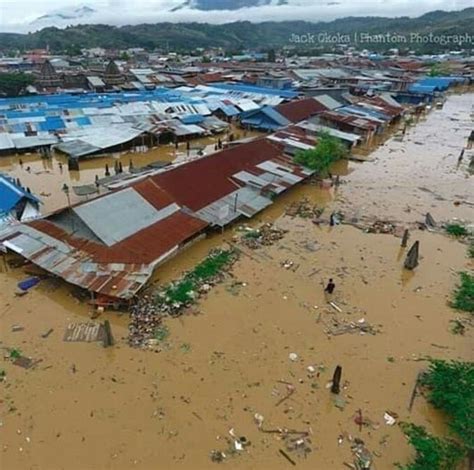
[0,93,473,470]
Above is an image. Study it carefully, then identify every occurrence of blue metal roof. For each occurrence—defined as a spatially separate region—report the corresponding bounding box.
[212,83,298,99]
[408,84,437,94]
[75,116,92,126]
[241,106,290,131]
[0,174,40,212]
[180,114,205,125]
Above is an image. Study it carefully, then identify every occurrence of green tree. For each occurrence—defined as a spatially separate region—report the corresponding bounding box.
[0,72,35,97]
[294,131,347,176]
[428,62,451,77]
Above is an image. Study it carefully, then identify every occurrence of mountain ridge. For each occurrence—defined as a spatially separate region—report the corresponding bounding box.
[0,8,472,53]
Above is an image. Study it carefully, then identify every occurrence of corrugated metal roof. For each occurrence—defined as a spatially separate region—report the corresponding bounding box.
[73,188,179,247]
[0,174,40,213]
[0,208,207,299]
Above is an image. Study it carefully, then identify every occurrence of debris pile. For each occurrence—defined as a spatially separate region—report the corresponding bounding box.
[286,198,324,219]
[350,439,373,470]
[129,249,238,348]
[128,295,164,348]
[240,224,287,250]
[366,220,397,235]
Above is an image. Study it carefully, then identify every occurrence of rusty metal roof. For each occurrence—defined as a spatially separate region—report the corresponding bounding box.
[0,209,207,299]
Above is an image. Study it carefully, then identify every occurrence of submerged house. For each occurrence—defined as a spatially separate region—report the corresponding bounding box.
[0,137,313,300]
[0,174,40,225]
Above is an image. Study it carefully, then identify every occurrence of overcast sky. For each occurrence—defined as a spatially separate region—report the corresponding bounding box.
[0,0,471,32]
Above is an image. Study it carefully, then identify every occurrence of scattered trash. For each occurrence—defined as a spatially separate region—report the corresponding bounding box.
[281,259,295,270]
[210,450,226,463]
[289,353,299,362]
[383,411,397,426]
[325,318,379,336]
[41,328,54,339]
[275,383,296,407]
[17,276,40,292]
[254,413,265,428]
[11,325,24,332]
[240,223,287,250]
[279,448,297,466]
[351,439,373,469]
[12,355,41,369]
[366,220,397,235]
[286,198,324,219]
[329,301,342,312]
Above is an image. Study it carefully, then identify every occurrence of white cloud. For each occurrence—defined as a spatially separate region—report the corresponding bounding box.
[0,0,471,32]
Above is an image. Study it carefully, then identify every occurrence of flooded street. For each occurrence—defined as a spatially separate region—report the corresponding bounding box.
[336,93,474,223]
[0,93,473,470]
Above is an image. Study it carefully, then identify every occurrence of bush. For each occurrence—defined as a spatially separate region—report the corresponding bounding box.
[157,249,235,308]
[421,360,474,449]
[445,224,469,237]
[398,423,465,470]
[451,272,474,313]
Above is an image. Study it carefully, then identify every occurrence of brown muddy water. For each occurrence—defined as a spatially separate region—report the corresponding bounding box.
[0,94,473,470]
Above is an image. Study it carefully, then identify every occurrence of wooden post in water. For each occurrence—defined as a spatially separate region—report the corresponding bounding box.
[331,365,342,394]
[404,241,420,270]
[401,229,409,248]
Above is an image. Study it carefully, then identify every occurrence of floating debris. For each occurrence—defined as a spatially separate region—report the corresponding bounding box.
[286,198,324,219]
[63,322,105,343]
[325,318,379,336]
[351,439,373,469]
[366,220,397,235]
[240,223,287,249]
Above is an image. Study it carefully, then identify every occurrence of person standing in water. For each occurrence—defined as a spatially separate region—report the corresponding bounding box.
[324,278,336,302]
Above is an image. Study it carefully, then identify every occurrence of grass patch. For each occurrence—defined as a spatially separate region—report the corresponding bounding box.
[420,359,474,449]
[451,272,474,313]
[153,325,169,342]
[445,224,469,237]
[191,250,233,282]
[398,423,465,470]
[9,348,22,359]
[243,230,260,239]
[164,278,195,305]
[156,249,236,312]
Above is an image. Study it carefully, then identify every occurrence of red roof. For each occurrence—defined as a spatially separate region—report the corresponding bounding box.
[151,138,284,211]
[133,178,175,209]
[29,211,206,265]
[276,98,327,123]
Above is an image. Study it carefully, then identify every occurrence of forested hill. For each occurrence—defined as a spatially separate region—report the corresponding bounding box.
[0,8,473,52]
